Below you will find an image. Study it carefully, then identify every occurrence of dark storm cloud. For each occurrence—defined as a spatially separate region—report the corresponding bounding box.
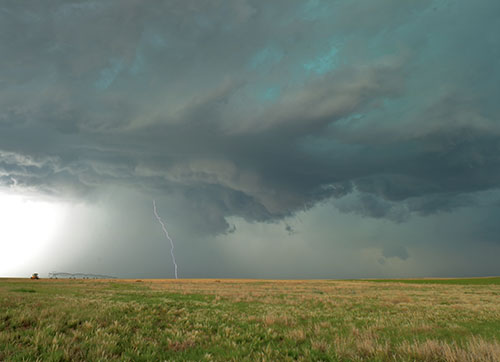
[1,0,500,234]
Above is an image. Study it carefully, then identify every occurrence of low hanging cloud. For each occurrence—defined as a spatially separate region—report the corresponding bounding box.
[1,0,500,235]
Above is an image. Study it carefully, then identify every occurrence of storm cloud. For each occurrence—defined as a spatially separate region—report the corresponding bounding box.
[1,1,500,277]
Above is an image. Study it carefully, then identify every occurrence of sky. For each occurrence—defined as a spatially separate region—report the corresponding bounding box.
[1,0,500,279]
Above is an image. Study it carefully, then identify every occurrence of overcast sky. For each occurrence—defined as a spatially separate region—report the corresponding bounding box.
[1,0,500,278]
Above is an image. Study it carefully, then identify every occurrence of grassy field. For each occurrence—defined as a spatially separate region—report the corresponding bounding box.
[1,278,499,361]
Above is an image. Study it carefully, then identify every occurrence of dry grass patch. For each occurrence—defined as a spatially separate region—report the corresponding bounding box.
[399,338,500,362]
[287,328,307,343]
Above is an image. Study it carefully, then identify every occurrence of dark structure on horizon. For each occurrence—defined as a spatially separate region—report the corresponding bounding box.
[48,272,116,279]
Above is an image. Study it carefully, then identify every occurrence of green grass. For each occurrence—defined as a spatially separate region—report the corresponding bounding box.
[364,277,500,285]
[10,288,37,293]
[0,278,499,361]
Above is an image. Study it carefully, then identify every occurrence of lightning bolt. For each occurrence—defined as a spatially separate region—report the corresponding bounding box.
[153,200,178,279]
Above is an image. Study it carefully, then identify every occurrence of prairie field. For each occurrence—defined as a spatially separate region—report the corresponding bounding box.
[1,277,499,361]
